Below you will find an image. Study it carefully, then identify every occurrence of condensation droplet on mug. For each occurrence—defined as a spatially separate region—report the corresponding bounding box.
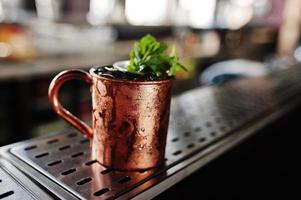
[138,144,145,150]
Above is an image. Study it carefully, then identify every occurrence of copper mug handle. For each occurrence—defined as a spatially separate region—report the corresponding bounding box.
[48,70,93,138]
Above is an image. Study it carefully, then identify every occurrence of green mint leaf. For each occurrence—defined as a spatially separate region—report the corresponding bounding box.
[128,34,187,78]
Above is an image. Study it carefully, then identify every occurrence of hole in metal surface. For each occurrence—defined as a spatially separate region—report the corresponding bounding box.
[47,160,62,166]
[101,168,113,175]
[194,127,201,132]
[85,160,98,166]
[35,152,49,158]
[59,145,71,151]
[24,145,37,151]
[94,188,110,196]
[171,137,179,142]
[47,139,59,144]
[80,138,89,144]
[0,191,14,199]
[117,176,131,184]
[187,143,195,149]
[71,152,84,158]
[210,132,217,137]
[67,133,77,138]
[61,168,76,176]
[198,137,206,142]
[137,169,148,173]
[184,132,191,137]
[220,126,227,132]
[77,177,92,185]
[173,150,182,156]
[205,122,212,127]
[215,117,221,123]
[229,121,235,127]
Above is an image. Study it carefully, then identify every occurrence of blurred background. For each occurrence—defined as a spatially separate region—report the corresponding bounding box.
[0,0,300,146]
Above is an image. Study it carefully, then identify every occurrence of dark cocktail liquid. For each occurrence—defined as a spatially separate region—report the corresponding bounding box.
[94,66,167,81]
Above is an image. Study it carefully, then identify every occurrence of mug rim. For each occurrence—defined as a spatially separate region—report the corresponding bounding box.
[89,61,175,85]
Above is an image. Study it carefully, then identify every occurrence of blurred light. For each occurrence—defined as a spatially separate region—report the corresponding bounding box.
[0,42,12,58]
[216,0,255,29]
[125,0,168,25]
[35,0,62,21]
[253,0,269,7]
[179,0,216,28]
[225,5,253,30]
[87,0,115,25]
[201,31,220,56]
[295,46,301,62]
[231,0,254,7]
[0,1,3,21]
[252,0,271,17]
[0,0,21,22]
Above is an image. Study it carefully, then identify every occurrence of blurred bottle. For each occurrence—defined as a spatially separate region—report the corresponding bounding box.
[35,0,63,21]
[34,0,116,25]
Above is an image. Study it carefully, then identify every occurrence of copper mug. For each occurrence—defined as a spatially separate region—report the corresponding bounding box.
[48,63,174,170]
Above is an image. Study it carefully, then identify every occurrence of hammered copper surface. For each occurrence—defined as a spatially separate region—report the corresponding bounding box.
[90,71,173,170]
[49,68,173,170]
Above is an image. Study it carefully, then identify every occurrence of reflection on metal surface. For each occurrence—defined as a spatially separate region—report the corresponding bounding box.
[3,65,301,199]
[0,166,31,200]
[0,158,51,200]
[9,133,165,199]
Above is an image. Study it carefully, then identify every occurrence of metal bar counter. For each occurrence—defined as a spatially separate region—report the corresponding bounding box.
[1,64,301,200]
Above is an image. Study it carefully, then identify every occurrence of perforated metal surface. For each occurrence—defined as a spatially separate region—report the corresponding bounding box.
[3,65,301,199]
[8,89,263,200]
[0,158,51,200]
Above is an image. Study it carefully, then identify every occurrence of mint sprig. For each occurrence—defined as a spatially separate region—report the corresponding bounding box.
[127,34,187,78]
